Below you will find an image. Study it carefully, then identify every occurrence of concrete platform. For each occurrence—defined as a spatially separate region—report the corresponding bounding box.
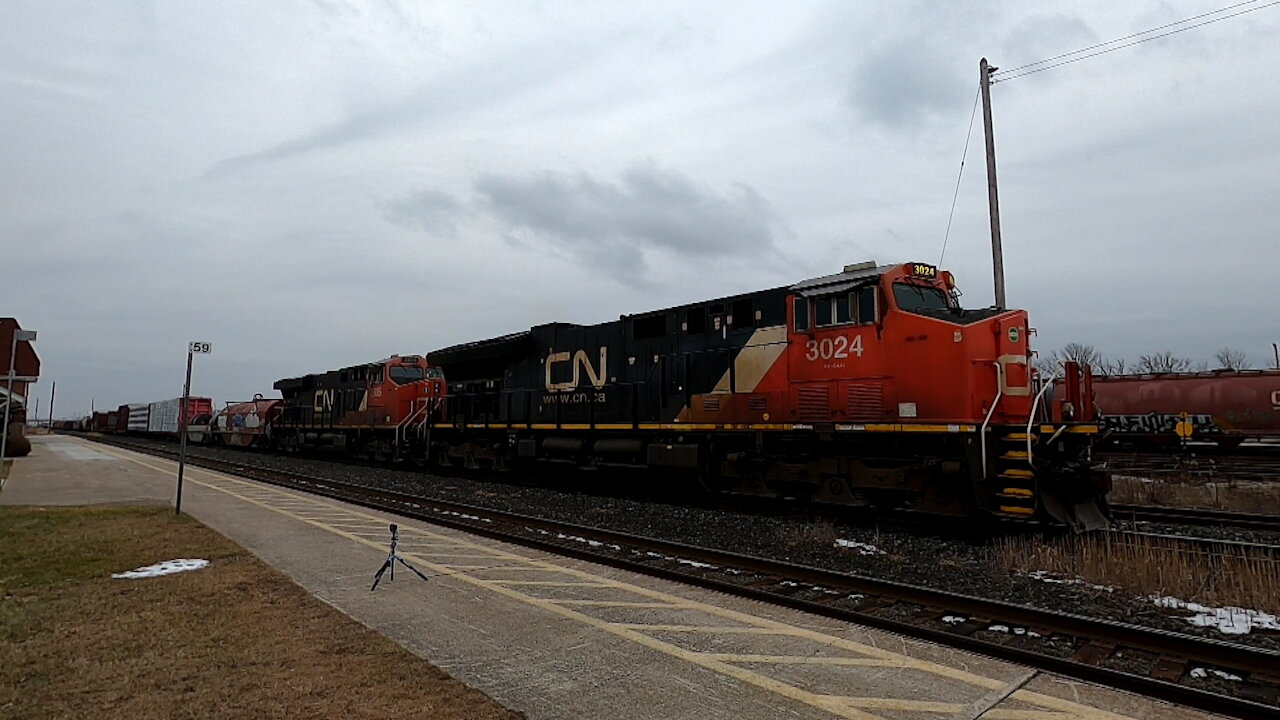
[2,435,1228,720]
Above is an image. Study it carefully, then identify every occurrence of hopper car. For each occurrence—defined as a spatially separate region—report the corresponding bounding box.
[1062,370,1280,448]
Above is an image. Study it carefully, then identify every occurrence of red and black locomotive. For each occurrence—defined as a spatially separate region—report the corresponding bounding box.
[272,354,445,461]
[424,261,1109,529]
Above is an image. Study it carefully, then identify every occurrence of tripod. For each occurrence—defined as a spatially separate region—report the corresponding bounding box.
[370,523,430,591]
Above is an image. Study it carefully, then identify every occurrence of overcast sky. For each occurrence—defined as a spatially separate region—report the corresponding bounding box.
[4,1,1278,418]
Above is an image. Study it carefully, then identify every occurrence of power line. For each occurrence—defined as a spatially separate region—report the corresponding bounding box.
[999,0,1261,75]
[939,86,981,266]
[994,0,1280,83]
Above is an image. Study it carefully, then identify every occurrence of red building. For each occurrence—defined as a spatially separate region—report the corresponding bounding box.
[2,318,41,457]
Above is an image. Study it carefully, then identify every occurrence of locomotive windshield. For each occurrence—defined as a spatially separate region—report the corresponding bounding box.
[389,365,425,385]
[893,283,952,313]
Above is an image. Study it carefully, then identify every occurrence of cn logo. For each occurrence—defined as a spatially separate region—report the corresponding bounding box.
[546,347,607,392]
[313,389,334,412]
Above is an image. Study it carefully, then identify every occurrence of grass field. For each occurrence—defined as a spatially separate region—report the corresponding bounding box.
[0,506,524,719]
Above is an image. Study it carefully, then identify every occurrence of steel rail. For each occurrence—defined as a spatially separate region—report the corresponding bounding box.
[81,433,1280,719]
[1112,503,1280,533]
[1111,529,1280,557]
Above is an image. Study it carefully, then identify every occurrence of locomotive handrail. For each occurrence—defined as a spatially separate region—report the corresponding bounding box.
[979,361,1003,480]
[1027,367,1061,468]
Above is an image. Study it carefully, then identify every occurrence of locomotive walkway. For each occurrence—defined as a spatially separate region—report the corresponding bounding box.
[2,435,1227,720]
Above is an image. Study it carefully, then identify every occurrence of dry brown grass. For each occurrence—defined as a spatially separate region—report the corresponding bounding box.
[0,506,524,720]
[1110,474,1280,514]
[993,532,1280,613]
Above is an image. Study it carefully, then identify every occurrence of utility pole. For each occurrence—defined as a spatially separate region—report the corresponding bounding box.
[47,382,55,429]
[980,58,1007,310]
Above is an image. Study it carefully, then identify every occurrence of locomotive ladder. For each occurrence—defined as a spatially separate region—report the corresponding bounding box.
[992,430,1039,519]
[394,398,435,460]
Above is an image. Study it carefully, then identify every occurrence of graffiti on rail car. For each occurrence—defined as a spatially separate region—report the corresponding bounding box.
[1102,413,1221,435]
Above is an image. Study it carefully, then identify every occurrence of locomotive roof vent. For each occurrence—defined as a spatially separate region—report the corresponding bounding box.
[843,260,877,273]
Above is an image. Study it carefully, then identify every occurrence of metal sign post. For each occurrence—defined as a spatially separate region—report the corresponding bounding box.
[176,341,211,515]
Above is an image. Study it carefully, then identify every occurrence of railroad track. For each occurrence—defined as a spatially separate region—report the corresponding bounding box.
[82,434,1280,719]
[1102,450,1280,482]
[1109,528,1280,559]
[1112,503,1280,534]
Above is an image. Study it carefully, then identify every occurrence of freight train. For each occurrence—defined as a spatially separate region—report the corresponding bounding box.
[82,261,1113,530]
[81,397,213,436]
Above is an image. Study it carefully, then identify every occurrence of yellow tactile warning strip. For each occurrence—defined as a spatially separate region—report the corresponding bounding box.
[95,444,1138,720]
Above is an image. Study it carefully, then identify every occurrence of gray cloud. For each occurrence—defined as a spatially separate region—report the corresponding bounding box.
[1000,13,1098,72]
[382,189,462,237]
[849,37,971,128]
[4,2,1279,416]
[474,163,786,280]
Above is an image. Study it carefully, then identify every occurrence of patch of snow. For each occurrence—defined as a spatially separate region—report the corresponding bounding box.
[982,624,1043,637]
[779,580,800,587]
[1152,595,1280,635]
[834,539,883,555]
[675,558,716,569]
[437,509,491,523]
[113,559,209,579]
[941,615,967,625]
[1190,667,1243,682]
[1024,570,1114,592]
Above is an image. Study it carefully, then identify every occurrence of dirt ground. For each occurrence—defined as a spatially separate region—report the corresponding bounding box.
[0,506,523,720]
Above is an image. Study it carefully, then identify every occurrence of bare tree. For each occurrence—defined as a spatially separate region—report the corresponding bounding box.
[1044,343,1103,369]
[1039,343,1128,375]
[1136,351,1195,373]
[1102,356,1127,375]
[1213,347,1250,371]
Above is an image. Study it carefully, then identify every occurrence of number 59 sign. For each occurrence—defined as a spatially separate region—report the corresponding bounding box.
[188,341,212,354]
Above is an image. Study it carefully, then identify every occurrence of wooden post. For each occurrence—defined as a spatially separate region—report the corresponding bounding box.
[980,58,1007,310]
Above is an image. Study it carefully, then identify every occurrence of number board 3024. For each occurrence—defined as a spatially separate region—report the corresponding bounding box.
[805,335,864,361]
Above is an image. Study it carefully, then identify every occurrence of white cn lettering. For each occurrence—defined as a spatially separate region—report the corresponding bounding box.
[545,347,608,391]
[1272,389,1280,409]
[313,389,334,412]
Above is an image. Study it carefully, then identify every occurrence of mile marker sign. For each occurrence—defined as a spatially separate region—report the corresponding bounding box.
[176,341,211,514]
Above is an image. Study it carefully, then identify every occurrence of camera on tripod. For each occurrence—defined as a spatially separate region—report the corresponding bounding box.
[371,522,428,591]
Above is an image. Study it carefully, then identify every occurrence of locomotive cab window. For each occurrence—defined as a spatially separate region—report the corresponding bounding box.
[857,286,877,324]
[793,296,809,332]
[815,295,851,328]
[389,365,424,385]
[893,283,951,313]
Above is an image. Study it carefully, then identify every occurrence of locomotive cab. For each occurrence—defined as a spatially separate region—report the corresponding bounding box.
[784,262,1108,530]
[372,355,446,426]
